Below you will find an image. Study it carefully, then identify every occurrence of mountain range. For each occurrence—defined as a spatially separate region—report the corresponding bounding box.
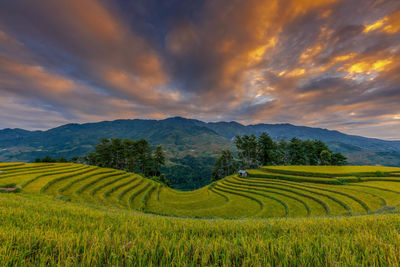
[1,117,400,189]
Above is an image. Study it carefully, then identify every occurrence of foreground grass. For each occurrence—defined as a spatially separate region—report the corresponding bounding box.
[1,193,400,266]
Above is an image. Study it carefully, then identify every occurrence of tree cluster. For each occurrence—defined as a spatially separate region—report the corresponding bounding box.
[34,156,68,163]
[251,134,348,167]
[86,138,166,179]
[211,150,238,181]
[211,133,347,181]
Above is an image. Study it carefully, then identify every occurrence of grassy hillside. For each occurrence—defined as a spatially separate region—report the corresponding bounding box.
[2,163,400,265]
[1,194,399,266]
[7,195,400,266]
[2,163,400,218]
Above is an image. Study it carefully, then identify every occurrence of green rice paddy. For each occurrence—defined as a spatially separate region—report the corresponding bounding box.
[2,163,400,265]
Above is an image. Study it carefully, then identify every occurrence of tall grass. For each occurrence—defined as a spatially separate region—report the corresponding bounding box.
[1,193,400,266]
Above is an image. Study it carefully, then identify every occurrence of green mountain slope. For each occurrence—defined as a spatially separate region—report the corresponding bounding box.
[1,117,400,189]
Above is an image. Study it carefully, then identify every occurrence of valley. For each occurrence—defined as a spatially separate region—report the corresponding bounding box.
[2,117,400,190]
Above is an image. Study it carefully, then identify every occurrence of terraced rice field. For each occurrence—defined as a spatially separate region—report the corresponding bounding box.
[2,163,400,265]
[2,163,400,219]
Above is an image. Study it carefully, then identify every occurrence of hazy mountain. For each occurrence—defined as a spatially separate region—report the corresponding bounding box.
[204,122,400,151]
[1,116,400,189]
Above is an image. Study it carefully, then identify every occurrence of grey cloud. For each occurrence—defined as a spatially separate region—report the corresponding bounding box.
[0,0,399,139]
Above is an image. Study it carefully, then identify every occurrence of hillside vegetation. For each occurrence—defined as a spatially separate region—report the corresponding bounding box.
[2,163,400,265]
[2,163,400,218]
[2,117,400,190]
[3,193,400,266]
[2,193,400,266]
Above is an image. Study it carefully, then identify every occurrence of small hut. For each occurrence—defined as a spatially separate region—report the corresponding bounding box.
[238,170,248,178]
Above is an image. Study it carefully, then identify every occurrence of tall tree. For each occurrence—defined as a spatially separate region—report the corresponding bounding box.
[257,133,276,166]
[235,134,258,169]
[87,138,167,180]
[331,152,347,165]
[320,150,332,165]
[303,140,318,165]
[123,139,138,172]
[312,140,330,165]
[274,139,289,165]
[110,138,124,169]
[153,145,165,177]
[94,138,111,167]
[288,138,306,165]
[211,150,237,181]
[136,139,153,176]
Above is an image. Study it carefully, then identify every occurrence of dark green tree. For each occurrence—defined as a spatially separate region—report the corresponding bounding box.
[211,150,238,181]
[87,152,97,166]
[235,134,258,169]
[58,157,68,163]
[93,138,112,167]
[136,139,153,176]
[86,138,167,182]
[123,139,138,172]
[110,138,124,169]
[303,140,318,165]
[71,156,80,163]
[312,140,330,165]
[257,133,276,166]
[288,138,306,165]
[34,156,68,163]
[331,152,347,165]
[153,145,166,177]
[320,150,332,165]
[40,156,56,163]
[274,139,289,165]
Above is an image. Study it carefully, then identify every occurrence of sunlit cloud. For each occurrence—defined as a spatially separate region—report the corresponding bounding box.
[363,9,400,34]
[364,18,388,33]
[0,0,399,139]
[345,58,393,74]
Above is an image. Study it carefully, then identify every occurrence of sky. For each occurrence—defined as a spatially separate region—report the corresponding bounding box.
[0,0,399,140]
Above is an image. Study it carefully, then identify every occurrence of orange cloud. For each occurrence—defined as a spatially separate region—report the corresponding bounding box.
[383,9,400,34]
[344,58,393,75]
[0,0,168,96]
[0,55,173,122]
[67,0,123,43]
[179,0,340,103]
[247,37,277,63]
[287,0,338,17]
[332,53,358,63]
[284,68,306,77]
[363,17,388,33]
[299,44,323,63]
[1,0,399,139]
[363,9,400,34]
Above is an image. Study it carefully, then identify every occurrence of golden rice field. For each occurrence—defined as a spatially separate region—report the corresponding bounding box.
[2,163,400,218]
[1,163,400,265]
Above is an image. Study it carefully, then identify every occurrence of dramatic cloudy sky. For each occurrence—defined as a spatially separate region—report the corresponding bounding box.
[0,0,399,139]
